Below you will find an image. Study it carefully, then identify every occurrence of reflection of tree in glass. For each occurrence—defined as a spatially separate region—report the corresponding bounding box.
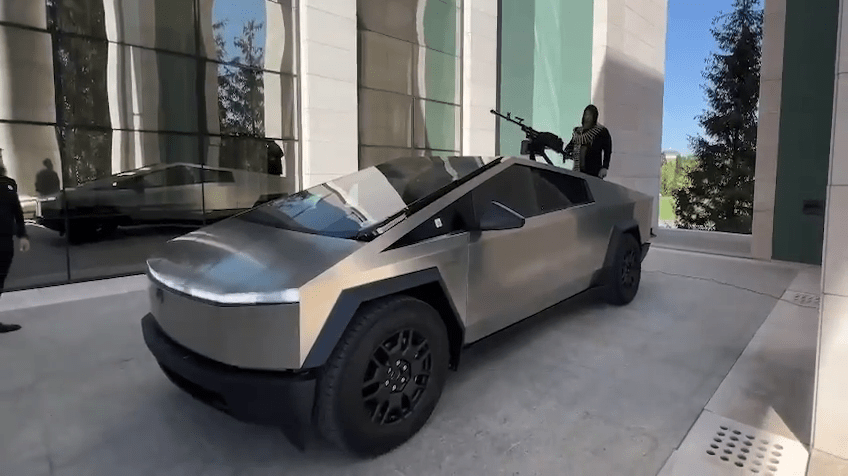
[46,0,113,187]
[212,19,268,172]
[213,20,266,147]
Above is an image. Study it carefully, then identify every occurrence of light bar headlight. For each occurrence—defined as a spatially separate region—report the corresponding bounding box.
[147,265,299,305]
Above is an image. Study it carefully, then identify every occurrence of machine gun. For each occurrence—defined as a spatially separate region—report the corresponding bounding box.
[491,109,565,166]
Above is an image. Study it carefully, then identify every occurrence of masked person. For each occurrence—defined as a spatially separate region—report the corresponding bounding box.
[0,165,30,333]
[266,140,284,176]
[563,104,612,179]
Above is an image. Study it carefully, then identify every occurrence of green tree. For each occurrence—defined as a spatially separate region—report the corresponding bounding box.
[674,0,763,233]
[661,158,697,196]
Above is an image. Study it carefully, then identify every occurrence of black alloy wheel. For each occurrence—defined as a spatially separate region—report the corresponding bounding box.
[316,295,450,457]
[362,329,433,426]
[621,246,639,289]
[604,233,642,305]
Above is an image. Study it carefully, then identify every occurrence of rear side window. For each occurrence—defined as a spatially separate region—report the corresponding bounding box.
[531,169,592,213]
[471,165,539,218]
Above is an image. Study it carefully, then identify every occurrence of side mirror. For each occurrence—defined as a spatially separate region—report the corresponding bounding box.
[478,201,525,231]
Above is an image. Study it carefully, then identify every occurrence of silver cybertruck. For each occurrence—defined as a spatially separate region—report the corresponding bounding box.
[141,155,654,457]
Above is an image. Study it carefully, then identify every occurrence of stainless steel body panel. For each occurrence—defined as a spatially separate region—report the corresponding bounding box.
[145,155,652,371]
[298,181,476,365]
[149,282,301,370]
[148,219,363,297]
[464,203,606,342]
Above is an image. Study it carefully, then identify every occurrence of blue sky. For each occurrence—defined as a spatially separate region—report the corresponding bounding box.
[662,0,736,155]
[213,0,267,62]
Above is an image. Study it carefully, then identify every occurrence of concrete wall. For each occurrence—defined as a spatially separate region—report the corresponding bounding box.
[751,0,787,260]
[591,0,668,230]
[298,0,357,189]
[814,0,848,460]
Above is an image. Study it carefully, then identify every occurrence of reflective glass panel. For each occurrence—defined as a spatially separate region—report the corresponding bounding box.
[413,100,460,151]
[48,0,197,55]
[203,137,297,221]
[359,89,413,148]
[358,0,462,168]
[0,27,56,124]
[202,0,297,74]
[0,2,48,29]
[63,131,203,280]
[414,46,460,104]
[0,123,69,289]
[203,63,295,139]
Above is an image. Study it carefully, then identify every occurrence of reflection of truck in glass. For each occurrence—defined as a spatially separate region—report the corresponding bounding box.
[37,163,290,243]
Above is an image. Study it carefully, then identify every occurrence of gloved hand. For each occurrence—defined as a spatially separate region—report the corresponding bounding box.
[598,168,608,179]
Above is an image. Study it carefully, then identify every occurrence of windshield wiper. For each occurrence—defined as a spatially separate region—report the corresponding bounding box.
[354,208,409,241]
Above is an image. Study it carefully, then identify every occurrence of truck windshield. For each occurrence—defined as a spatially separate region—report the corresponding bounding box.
[235,156,489,239]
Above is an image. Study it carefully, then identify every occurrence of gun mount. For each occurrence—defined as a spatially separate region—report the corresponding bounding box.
[491,110,565,166]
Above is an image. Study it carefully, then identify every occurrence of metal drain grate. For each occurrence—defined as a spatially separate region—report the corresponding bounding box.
[790,292,820,309]
[706,425,784,474]
[659,411,809,476]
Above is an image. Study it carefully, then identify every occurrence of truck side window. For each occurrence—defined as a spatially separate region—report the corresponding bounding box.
[471,165,540,218]
[531,169,593,214]
[391,193,475,248]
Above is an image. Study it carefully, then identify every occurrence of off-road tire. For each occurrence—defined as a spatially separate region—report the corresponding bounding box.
[604,233,642,305]
[316,295,450,457]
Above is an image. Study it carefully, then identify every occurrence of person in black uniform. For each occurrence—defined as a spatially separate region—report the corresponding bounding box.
[35,158,61,197]
[563,104,613,179]
[266,140,284,176]
[0,164,30,333]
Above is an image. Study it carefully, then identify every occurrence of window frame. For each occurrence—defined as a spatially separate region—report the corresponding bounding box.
[528,167,595,215]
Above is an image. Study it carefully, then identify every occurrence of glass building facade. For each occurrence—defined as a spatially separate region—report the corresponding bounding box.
[0,0,299,289]
[356,0,462,168]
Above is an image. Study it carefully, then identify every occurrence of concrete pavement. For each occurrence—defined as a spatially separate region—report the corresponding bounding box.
[0,247,802,475]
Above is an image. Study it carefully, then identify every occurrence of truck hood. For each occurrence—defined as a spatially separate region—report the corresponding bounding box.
[146,219,364,304]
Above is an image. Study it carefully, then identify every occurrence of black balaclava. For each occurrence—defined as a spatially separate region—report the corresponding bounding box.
[582,104,599,129]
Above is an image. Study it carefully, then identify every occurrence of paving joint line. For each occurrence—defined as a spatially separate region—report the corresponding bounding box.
[644,270,817,308]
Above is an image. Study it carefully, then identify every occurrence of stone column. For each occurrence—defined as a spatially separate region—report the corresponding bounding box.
[461,0,497,156]
[751,0,787,260]
[814,0,848,460]
[591,0,668,231]
[298,0,358,189]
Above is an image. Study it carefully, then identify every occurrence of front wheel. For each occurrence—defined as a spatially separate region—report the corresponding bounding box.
[316,295,450,457]
[604,234,642,305]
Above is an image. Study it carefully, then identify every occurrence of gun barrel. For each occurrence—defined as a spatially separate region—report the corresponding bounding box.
[490,109,509,120]
[491,109,523,124]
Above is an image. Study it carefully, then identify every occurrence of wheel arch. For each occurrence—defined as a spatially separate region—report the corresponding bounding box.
[301,268,466,371]
[591,219,642,287]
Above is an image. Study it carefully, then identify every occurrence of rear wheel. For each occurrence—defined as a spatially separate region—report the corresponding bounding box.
[604,233,642,305]
[316,295,450,457]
